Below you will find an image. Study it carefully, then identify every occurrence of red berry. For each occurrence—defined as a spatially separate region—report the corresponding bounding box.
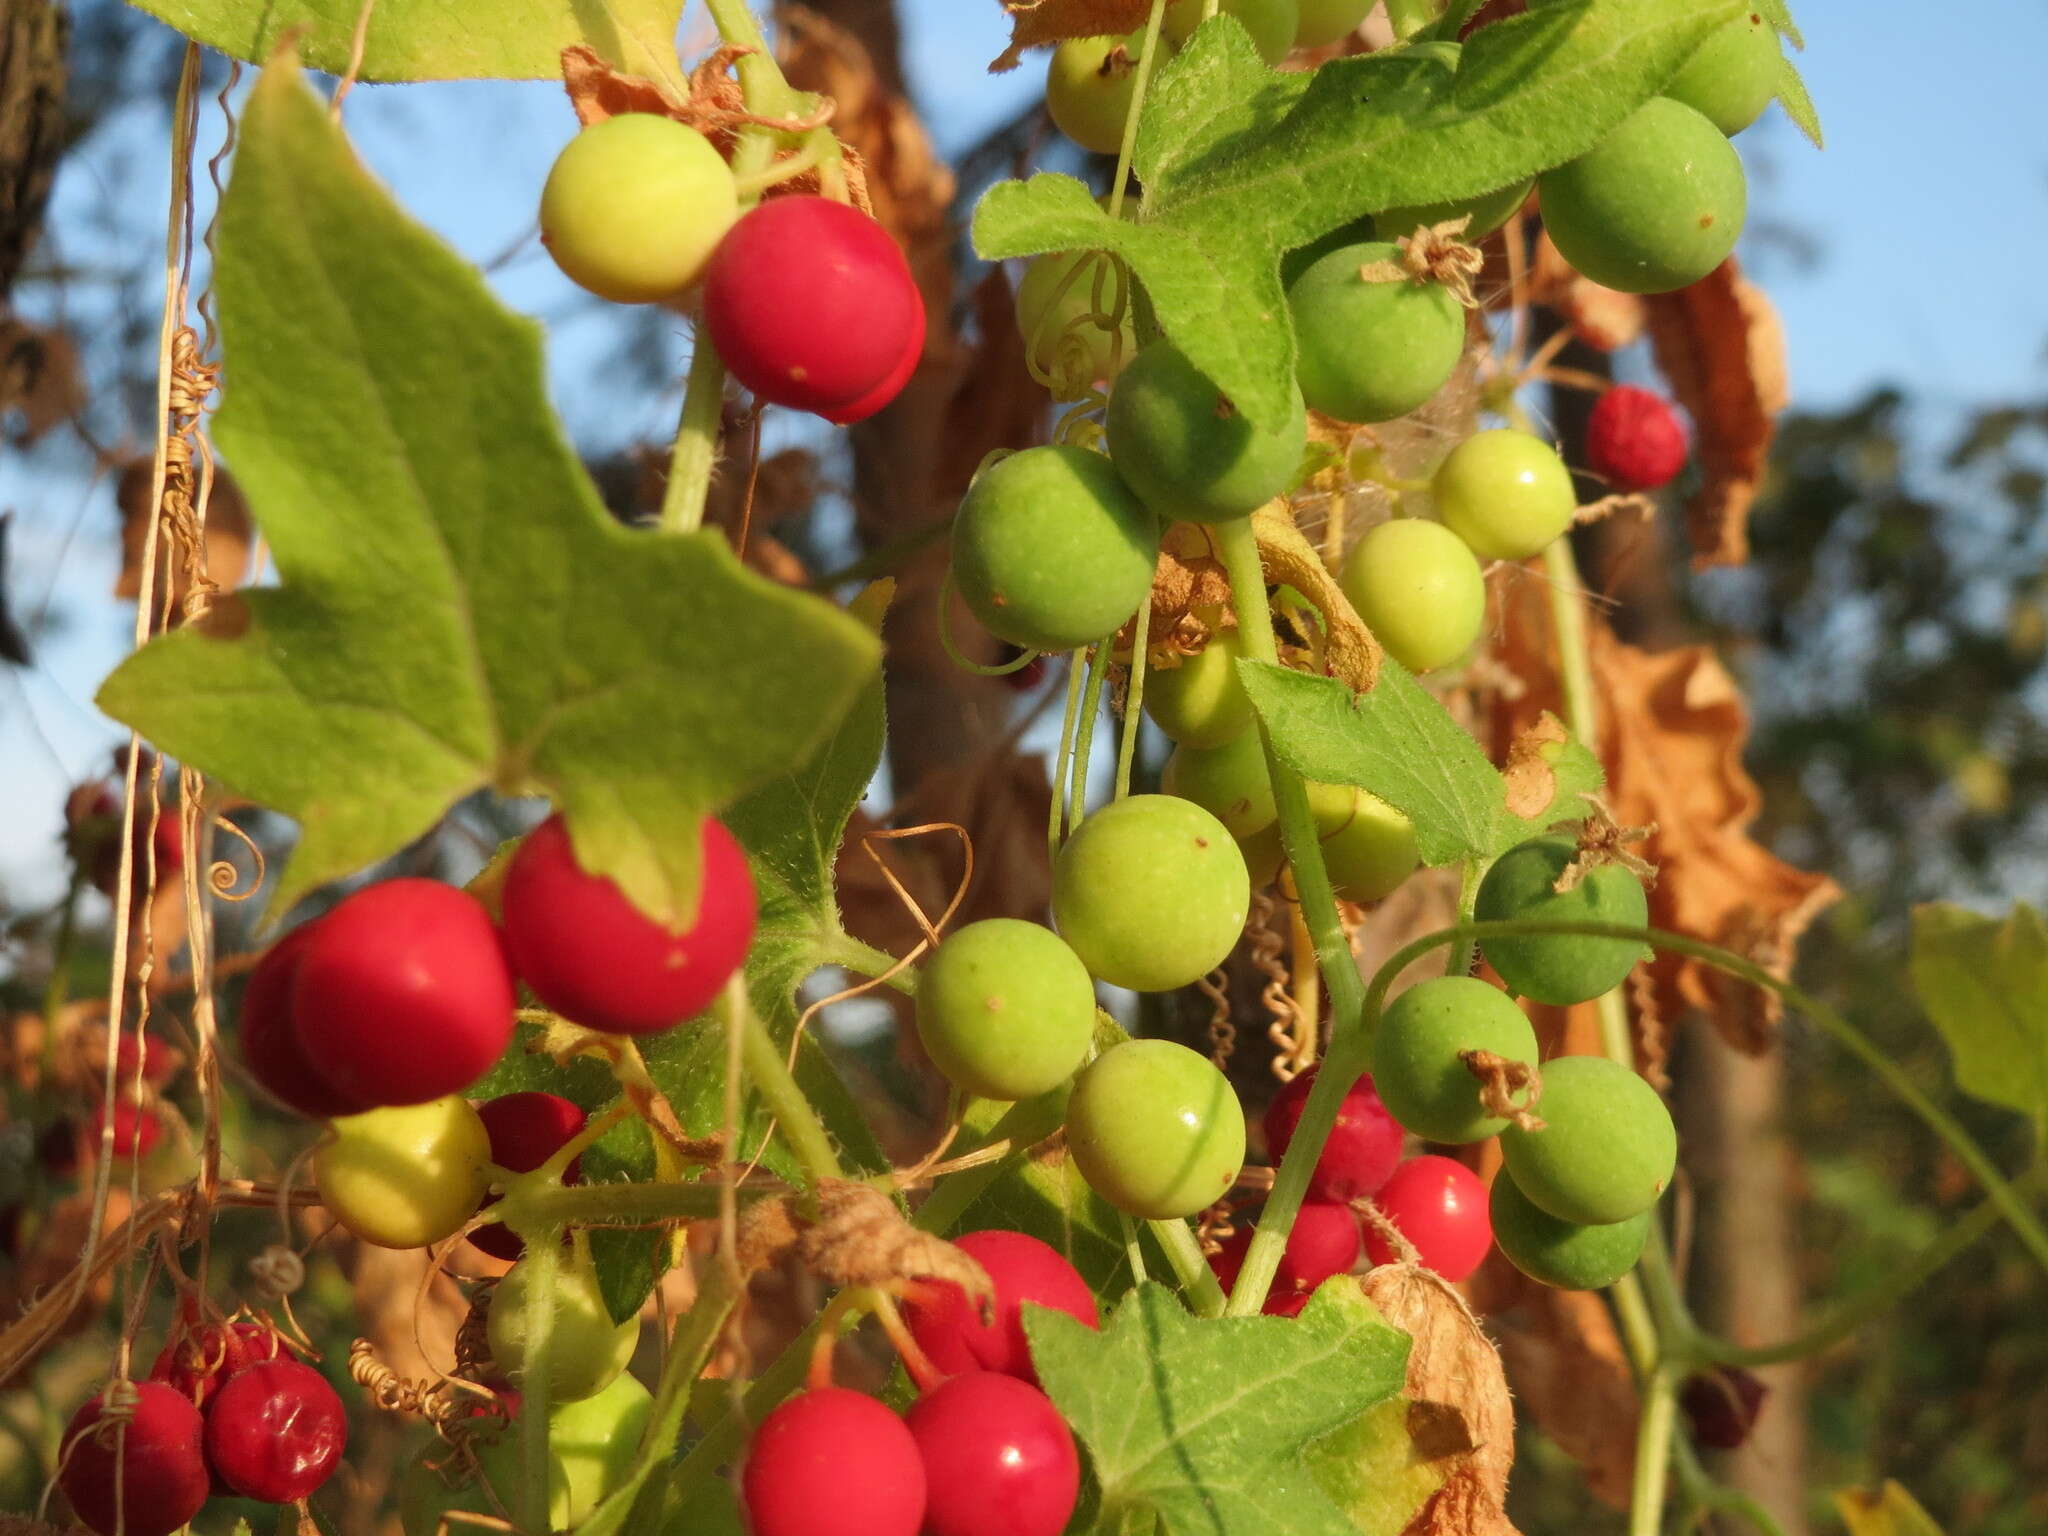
[468,1092,588,1261]
[292,879,516,1108]
[58,1382,210,1536]
[1680,1366,1768,1450]
[1210,1201,1361,1306]
[905,1372,1080,1536]
[902,1230,1099,1386]
[1363,1155,1493,1282]
[819,283,926,426]
[1585,385,1688,491]
[742,1386,925,1536]
[501,813,756,1036]
[92,1101,161,1160]
[240,918,366,1119]
[150,1319,287,1409]
[1262,1066,1404,1203]
[203,1359,347,1503]
[703,196,925,419]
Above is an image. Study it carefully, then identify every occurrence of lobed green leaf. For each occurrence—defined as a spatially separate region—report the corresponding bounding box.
[1909,903,2048,1143]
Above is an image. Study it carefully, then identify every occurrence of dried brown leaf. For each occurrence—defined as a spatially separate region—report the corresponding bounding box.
[1500,713,1570,821]
[989,0,1157,71]
[559,43,682,125]
[0,318,82,442]
[1358,1265,1520,1536]
[1642,260,1788,568]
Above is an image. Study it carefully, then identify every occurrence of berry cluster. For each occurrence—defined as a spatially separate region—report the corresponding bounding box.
[746,1230,1095,1536]
[240,811,754,1253]
[540,114,924,424]
[60,1315,345,1536]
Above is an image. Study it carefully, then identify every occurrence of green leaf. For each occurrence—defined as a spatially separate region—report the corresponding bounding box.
[973,0,1745,431]
[1774,53,1825,149]
[95,59,880,924]
[1909,903,2048,1141]
[1302,1397,1444,1536]
[1236,660,1601,867]
[123,0,687,83]
[1026,1281,1410,1536]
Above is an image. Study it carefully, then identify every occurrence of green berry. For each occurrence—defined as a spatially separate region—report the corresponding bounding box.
[1371,976,1539,1143]
[916,920,1096,1100]
[1144,630,1255,748]
[1475,835,1650,1006]
[1432,428,1578,562]
[1162,731,1277,838]
[1316,786,1419,904]
[1340,518,1487,674]
[1293,0,1375,49]
[1489,1170,1651,1290]
[1164,0,1300,64]
[1285,242,1466,425]
[549,1371,653,1523]
[1499,1056,1677,1225]
[315,1097,492,1251]
[1538,97,1747,294]
[540,115,739,304]
[1015,250,1136,399]
[1236,822,1286,889]
[1665,12,1781,136]
[1107,341,1307,524]
[1065,1039,1246,1218]
[952,445,1159,651]
[1047,32,1166,156]
[1053,794,1250,991]
[1372,177,1535,245]
[488,1249,639,1403]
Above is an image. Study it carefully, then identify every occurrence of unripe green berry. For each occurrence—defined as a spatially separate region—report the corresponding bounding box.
[1499,1055,1677,1225]
[1665,12,1781,136]
[1144,630,1255,748]
[1475,835,1650,1006]
[1047,32,1166,156]
[1107,341,1307,524]
[1162,731,1277,838]
[540,115,738,304]
[1164,0,1300,64]
[1286,242,1466,425]
[1316,786,1419,904]
[1293,0,1375,49]
[488,1250,638,1403]
[1372,177,1535,246]
[916,919,1096,1101]
[1432,429,1578,563]
[1490,1170,1651,1290]
[1371,976,1539,1143]
[1340,518,1487,674]
[1015,250,1136,399]
[1066,1039,1245,1218]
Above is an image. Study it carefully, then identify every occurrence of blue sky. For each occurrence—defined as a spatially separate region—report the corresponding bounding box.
[2,0,2045,913]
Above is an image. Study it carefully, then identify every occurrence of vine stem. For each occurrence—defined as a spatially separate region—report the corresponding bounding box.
[516,1226,559,1533]
[657,338,730,534]
[1108,0,1170,221]
[1066,641,1113,832]
[1212,515,1372,1316]
[1115,583,1155,801]
[737,986,845,1185]
[1150,1217,1228,1317]
[1444,856,1485,979]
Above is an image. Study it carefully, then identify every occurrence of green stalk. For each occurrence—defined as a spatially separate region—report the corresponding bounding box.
[1050,647,1091,858]
[1067,640,1113,833]
[1149,1218,1229,1318]
[1444,856,1486,978]
[738,990,845,1185]
[516,1228,560,1533]
[657,339,730,534]
[1629,1367,1679,1536]
[824,932,921,996]
[1212,515,1373,1315]
[1107,0,1170,221]
[1115,585,1155,801]
[496,1177,759,1231]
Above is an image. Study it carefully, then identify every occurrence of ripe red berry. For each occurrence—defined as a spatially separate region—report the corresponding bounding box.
[203,1359,347,1503]
[1210,1201,1361,1306]
[819,286,926,426]
[703,196,925,420]
[92,1100,161,1160]
[1262,1066,1405,1203]
[58,1382,210,1536]
[1680,1366,1768,1450]
[469,1092,588,1261]
[901,1230,1099,1386]
[150,1318,288,1410]
[292,879,516,1108]
[1363,1155,1493,1282]
[502,813,756,1036]
[1585,385,1688,491]
[742,1386,926,1536]
[905,1372,1080,1536]
[240,917,367,1119]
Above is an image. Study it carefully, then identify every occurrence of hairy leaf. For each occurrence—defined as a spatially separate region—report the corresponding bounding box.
[1910,903,2048,1142]
[95,60,879,923]
[974,0,1746,430]
[124,0,687,84]
[1026,1281,1410,1536]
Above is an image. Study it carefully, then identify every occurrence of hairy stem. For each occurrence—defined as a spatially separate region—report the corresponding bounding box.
[517,1229,560,1532]
[657,338,730,535]
[1443,856,1486,979]
[1213,515,1371,1315]
[1150,1217,1229,1318]
[739,989,844,1185]
[1108,0,1171,220]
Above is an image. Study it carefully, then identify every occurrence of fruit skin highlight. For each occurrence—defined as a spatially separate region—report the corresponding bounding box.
[1065,1038,1246,1219]
[1432,429,1579,563]
[905,1372,1081,1536]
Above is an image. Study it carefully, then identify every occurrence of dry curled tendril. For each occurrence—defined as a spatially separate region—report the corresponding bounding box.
[1461,1049,1546,1133]
[1357,220,1487,309]
[1562,802,1660,891]
[738,1180,994,1314]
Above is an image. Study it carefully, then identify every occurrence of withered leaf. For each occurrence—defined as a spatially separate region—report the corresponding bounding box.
[989,0,1158,72]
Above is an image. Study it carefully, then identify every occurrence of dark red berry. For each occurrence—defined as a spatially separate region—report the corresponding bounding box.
[1262,1066,1405,1203]
[292,879,516,1108]
[150,1318,287,1410]
[1585,385,1688,491]
[240,917,367,1118]
[1363,1155,1493,1281]
[203,1359,347,1503]
[501,813,756,1036]
[93,1101,161,1160]
[902,1230,1099,1386]
[742,1386,925,1536]
[37,1115,83,1177]
[906,1372,1080,1536]
[1680,1366,1768,1450]
[469,1092,588,1261]
[1210,1201,1361,1307]
[703,196,925,420]
[58,1382,210,1536]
